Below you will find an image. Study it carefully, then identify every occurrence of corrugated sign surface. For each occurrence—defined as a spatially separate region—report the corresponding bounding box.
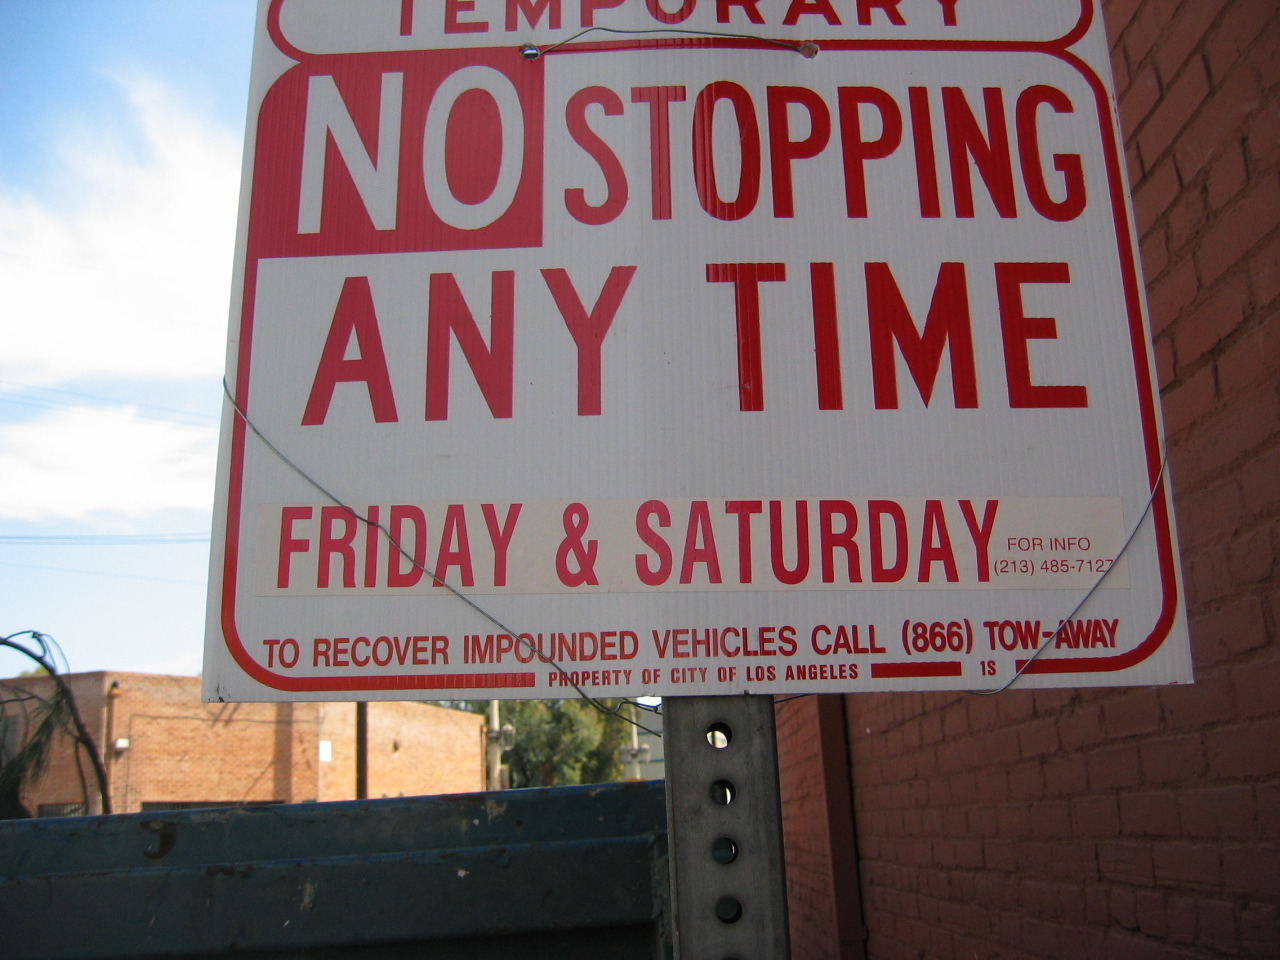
[205,0,1192,700]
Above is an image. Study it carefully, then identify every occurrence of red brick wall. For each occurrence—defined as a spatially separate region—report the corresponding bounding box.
[0,673,109,814]
[2,673,484,813]
[779,696,866,960]
[779,1,1278,956]
[316,700,485,801]
[112,679,294,811]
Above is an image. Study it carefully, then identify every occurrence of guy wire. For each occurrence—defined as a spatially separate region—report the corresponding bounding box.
[967,452,1172,696]
[221,380,661,736]
[221,385,1166,713]
[527,26,816,58]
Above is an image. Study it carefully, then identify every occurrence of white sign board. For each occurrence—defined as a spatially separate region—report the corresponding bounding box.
[204,0,1191,701]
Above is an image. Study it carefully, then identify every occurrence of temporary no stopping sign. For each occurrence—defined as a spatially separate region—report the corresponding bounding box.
[204,0,1191,702]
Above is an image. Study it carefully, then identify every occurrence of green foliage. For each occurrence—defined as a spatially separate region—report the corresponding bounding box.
[427,700,488,715]
[0,684,73,819]
[501,699,627,788]
[1,631,109,817]
[580,701,631,785]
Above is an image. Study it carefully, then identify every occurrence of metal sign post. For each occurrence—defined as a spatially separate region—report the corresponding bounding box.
[202,3,1192,951]
[665,696,789,960]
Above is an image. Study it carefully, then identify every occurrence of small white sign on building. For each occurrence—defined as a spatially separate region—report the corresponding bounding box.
[205,0,1191,701]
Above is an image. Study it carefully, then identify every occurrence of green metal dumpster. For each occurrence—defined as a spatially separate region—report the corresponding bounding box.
[0,780,670,959]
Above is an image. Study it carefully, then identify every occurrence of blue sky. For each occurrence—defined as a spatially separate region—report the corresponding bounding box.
[0,0,257,677]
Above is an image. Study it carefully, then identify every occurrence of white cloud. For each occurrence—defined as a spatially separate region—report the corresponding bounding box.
[0,406,216,521]
[0,75,241,384]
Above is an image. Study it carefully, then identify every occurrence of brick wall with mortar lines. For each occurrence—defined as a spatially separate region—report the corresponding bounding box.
[0,673,108,814]
[3,672,484,813]
[781,696,846,960]
[314,699,485,801]
[110,674,291,810]
[779,695,866,960]
[777,1,1278,957]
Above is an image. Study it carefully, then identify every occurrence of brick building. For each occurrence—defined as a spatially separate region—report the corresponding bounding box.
[776,1,1278,957]
[0,672,484,816]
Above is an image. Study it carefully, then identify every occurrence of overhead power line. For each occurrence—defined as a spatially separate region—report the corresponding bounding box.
[0,560,204,585]
[0,533,210,546]
[0,379,220,429]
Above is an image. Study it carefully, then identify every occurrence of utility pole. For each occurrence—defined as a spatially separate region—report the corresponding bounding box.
[664,695,790,959]
[355,702,367,800]
[486,700,502,791]
[103,680,122,815]
[485,701,515,791]
[621,702,651,780]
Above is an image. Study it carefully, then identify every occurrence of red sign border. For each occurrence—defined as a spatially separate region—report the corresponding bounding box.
[215,0,1182,693]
